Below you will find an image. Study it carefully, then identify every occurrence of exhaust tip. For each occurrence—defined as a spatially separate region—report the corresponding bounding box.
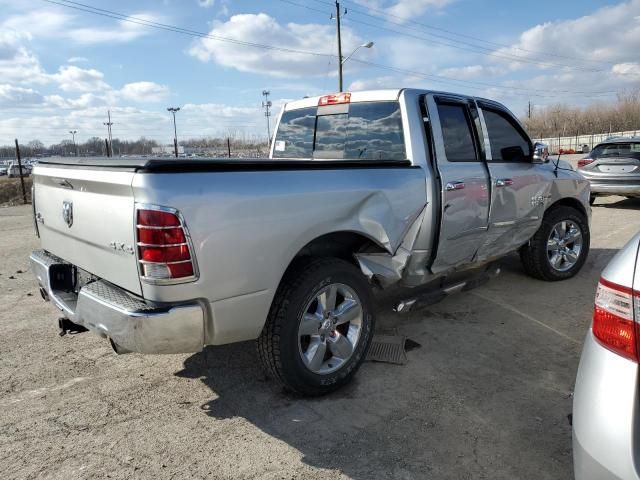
[108,338,132,355]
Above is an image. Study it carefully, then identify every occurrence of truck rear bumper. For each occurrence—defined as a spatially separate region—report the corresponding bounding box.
[30,250,205,354]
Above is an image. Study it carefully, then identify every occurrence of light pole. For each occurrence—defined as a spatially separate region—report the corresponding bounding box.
[167,107,180,158]
[69,130,78,156]
[103,110,113,157]
[262,90,272,147]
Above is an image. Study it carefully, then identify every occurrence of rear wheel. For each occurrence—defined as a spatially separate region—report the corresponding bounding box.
[258,257,374,396]
[520,206,590,281]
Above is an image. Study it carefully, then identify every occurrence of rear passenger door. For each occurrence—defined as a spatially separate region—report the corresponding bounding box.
[426,94,491,273]
[477,102,548,259]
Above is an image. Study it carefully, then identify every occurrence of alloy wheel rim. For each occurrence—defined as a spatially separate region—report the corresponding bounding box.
[547,220,583,272]
[297,283,363,375]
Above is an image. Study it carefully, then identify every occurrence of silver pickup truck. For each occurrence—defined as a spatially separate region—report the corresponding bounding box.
[30,89,591,395]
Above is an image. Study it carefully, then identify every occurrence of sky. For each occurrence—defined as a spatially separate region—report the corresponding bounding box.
[1,0,639,146]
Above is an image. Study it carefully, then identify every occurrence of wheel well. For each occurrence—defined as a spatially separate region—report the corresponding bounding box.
[546,197,587,218]
[291,232,387,266]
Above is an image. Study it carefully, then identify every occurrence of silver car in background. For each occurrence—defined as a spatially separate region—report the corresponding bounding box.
[577,137,640,204]
[573,231,640,479]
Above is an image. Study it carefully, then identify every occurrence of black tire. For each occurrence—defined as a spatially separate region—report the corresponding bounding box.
[520,205,590,281]
[257,257,375,396]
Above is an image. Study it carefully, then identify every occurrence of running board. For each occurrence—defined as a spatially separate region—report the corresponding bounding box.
[393,266,501,314]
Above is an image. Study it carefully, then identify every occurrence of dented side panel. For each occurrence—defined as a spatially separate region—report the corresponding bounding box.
[131,167,427,343]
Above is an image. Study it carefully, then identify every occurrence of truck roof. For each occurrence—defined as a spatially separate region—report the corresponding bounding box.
[283,88,504,111]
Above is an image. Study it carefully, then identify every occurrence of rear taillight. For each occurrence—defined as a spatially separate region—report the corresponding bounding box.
[592,278,639,361]
[577,158,593,168]
[136,206,197,283]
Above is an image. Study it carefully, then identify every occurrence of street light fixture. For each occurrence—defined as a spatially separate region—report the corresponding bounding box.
[167,107,180,158]
[339,41,374,92]
[69,130,78,156]
[341,41,374,65]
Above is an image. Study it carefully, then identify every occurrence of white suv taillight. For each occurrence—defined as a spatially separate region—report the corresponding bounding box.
[136,206,197,283]
[592,278,639,362]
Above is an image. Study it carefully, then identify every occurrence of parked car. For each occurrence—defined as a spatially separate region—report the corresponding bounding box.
[573,231,640,479]
[29,89,591,395]
[7,162,30,178]
[0,166,7,176]
[577,137,640,204]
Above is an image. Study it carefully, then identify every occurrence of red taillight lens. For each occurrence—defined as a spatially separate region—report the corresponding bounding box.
[140,245,191,263]
[138,227,185,245]
[577,158,593,168]
[136,208,196,282]
[592,278,638,361]
[138,209,181,227]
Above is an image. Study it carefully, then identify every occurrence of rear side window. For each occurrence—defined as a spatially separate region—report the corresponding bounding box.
[436,103,478,162]
[482,109,532,162]
[591,143,640,159]
[273,101,406,160]
[272,107,316,158]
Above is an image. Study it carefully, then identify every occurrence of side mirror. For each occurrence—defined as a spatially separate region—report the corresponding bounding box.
[532,142,549,164]
[501,145,526,162]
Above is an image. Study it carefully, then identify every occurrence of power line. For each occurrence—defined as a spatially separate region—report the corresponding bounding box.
[43,0,333,58]
[41,0,626,98]
[293,0,609,73]
[312,0,619,67]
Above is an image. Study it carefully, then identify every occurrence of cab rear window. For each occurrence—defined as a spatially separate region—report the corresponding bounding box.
[591,143,640,159]
[273,101,406,160]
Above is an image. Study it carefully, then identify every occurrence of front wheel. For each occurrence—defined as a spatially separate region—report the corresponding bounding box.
[258,257,375,396]
[520,206,590,281]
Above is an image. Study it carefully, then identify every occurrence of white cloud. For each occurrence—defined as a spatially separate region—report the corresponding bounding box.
[189,13,364,77]
[49,66,110,92]
[0,84,44,107]
[612,62,640,79]
[491,0,640,68]
[197,0,215,6]
[353,0,454,22]
[0,31,48,84]
[119,82,170,102]
[68,56,89,64]
[1,9,160,45]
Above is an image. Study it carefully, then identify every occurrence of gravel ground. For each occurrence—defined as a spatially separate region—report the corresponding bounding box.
[1,194,638,480]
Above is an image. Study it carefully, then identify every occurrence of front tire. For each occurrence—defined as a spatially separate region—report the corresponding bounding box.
[520,206,590,281]
[257,257,374,396]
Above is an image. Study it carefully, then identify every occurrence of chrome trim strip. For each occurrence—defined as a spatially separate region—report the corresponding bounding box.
[136,242,189,248]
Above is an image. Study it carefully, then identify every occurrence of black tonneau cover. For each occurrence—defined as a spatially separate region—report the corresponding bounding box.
[36,156,412,172]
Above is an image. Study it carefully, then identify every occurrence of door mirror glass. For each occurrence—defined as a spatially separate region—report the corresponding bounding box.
[532,142,549,163]
[501,146,526,162]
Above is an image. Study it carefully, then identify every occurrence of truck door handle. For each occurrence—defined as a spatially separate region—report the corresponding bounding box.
[445,181,466,191]
[495,178,513,187]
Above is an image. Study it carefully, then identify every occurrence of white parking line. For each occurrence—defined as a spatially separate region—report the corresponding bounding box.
[471,292,581,345]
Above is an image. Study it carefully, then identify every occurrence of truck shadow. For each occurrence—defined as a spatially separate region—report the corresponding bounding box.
[175,247,622,479]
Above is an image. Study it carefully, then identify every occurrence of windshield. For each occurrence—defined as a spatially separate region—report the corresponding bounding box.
[273,101,406,161]
[590,142,640,160]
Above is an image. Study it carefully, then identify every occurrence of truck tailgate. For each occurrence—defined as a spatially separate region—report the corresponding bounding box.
[33,165,142,296]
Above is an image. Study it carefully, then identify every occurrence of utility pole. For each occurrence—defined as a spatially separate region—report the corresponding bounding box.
[69,130,78,156]
[103,111,113,157]
[167,107,180,158]
[262,90,272,146]
[528,101,532,119]
[333,1,345,92]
